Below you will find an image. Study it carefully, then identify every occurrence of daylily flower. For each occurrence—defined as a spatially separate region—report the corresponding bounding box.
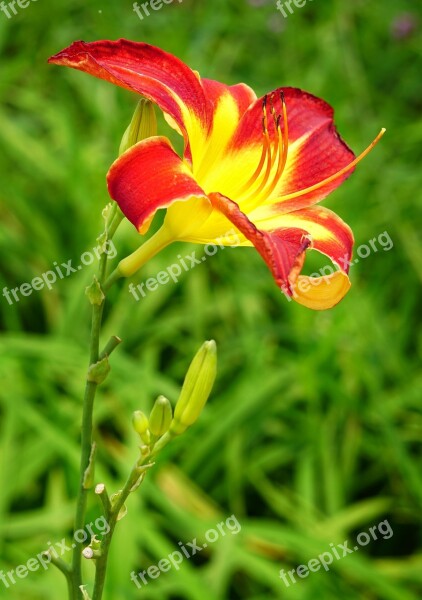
[49,40,384,310]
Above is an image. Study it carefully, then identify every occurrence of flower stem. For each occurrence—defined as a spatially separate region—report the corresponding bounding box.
[103,224,174,291]
[71,206,122,599]
[91,432,174,599]
[72,300,104,598]
[92,460,151,600]
[70,214,172,599]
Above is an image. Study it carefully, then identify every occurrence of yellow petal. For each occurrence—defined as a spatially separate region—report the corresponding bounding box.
[292,271,351,310]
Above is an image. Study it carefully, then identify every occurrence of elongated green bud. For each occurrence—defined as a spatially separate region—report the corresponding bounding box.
[119,99,157,155]
[132,410,150,444]
[149,395,173,437]
[170,340,217,435]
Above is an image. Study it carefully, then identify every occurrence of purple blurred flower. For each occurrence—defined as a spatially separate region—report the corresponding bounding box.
[391,12,418,40]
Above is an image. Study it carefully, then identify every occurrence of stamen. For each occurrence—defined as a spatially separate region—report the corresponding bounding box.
[260,92,289,200]
[261,115,285,200]
[278,128,386,202]
[237,91,289,205]
[248,95,280,197]
[236,98,271,194]
[237,131,270,195]
[280,91,289,170]
[268,95,280,164]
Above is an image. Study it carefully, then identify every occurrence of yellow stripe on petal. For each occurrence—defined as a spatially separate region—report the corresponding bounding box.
[292,271,351,310]
[195,82,256,184]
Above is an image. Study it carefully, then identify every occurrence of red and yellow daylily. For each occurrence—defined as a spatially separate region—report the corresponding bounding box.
[49,40,384,310]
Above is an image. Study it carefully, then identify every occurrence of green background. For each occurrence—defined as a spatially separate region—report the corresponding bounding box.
[0,0,421,598]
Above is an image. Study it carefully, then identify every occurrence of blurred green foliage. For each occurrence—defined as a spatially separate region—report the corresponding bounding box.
[0,0,421,599]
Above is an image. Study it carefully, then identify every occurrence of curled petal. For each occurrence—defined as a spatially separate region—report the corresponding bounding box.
[251,205,354,272]
[252,205,354,308]
[293,272,351,310]
[49,40,211,165]
[107,137,208,233]
[208,192,311,294]
[210,195,354,309]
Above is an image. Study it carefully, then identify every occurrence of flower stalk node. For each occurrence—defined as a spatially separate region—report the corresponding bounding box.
[87,357,110,385]
[82,442,97,490]
[110,490,128,521]
[82,547,103,560]
[85,276,105,306]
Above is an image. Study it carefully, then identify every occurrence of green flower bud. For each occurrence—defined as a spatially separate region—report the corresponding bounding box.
[149,395,173,437]
[132,410,150,445]
[119,99,157,155]
[170,340,217,435]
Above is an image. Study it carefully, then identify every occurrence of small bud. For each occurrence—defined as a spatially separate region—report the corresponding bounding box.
[149,395,173,437]
[119,99,157,155]
[170,340,217,435]
[132,411,151,444]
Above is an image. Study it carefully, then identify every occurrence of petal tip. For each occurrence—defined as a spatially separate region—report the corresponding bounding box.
[292,271,351,310]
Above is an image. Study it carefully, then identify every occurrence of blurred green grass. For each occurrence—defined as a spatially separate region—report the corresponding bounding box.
[0,0,422,599]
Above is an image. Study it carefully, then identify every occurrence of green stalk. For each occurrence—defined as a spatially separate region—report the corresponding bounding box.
[71,206,121,599]
[92,459,150,600]
[91,434,174,599]
[71,299,104,598]
[69,210,173,599]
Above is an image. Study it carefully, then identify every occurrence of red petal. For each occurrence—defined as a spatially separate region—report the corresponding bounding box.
[192,78,257,179]
[250,205,354,309]
[49,40,211,149]
[107,137,207,232]
[227,87,354,211]
[295,206,353,272]
[202,79,256,117]
[209,192,310,295]
[252,205,354,273]
[229,87,335,150]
